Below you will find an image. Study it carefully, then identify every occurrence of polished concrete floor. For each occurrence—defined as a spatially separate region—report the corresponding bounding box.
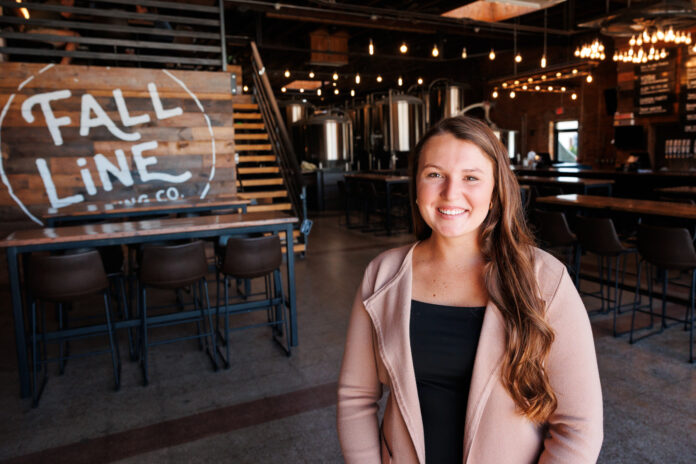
[0,213,694,463]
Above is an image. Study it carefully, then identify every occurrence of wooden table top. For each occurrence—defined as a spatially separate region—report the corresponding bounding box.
[516,176,615,186]
[654,186,696,195]
[344,173,410,183]
[40,196,252,220]
[536,194,696,220]
[0,212,297,248]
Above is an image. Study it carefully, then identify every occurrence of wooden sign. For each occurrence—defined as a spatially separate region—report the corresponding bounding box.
[0,63,243,224]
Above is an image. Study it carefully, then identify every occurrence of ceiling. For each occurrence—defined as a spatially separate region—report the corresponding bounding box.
[221,1,665,103]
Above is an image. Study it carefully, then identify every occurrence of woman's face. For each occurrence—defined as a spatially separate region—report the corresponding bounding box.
[416,133,496,243]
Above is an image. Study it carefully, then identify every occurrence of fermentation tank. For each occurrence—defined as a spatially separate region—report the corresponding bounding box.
[294,112,353,167]
[426,82,465,126]
[374,94,424,154]
[282,101,312,139]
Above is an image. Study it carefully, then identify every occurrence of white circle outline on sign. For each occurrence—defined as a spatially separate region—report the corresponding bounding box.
[0,65,217,226]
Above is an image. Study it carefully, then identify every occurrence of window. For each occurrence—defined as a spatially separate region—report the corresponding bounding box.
[554,120,578,162]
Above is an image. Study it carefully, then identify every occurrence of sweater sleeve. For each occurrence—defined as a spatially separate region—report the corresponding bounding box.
[337,274,384,463]
[538,268,604,464]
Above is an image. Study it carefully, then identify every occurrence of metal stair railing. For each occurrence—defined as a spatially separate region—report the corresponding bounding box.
[248,41,312,243]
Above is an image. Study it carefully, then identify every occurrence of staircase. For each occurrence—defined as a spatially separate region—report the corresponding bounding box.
[233,102,305,253]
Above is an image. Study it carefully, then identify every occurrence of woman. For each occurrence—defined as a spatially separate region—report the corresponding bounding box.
[337,115,602,463]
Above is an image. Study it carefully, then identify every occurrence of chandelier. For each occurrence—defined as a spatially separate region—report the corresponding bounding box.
[613,46,668,63]
[574,39,606,60]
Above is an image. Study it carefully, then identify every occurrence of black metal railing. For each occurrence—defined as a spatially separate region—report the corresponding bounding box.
[248,41,310,239]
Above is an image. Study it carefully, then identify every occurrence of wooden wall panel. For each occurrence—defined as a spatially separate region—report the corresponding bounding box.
[0,63,248,223]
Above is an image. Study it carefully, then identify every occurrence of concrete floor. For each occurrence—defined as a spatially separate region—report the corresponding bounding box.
[0,213,694,463]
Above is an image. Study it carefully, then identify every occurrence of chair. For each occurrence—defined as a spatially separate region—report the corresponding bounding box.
[216,235,290,368]
[532,209,578,282]
[574,215,637,336]
[138,240,217,385]
[631,225,696,362]
[27,249,121,407]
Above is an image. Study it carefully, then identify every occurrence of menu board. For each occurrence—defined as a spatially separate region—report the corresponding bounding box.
[680,50,696,132]
[635,57,675,116]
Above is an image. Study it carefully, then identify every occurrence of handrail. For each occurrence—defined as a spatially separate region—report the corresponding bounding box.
[248,42,309,237]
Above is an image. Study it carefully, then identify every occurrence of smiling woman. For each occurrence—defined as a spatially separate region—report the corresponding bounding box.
[337,115,603,464]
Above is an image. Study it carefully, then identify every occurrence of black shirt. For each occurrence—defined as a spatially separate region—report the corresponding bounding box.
[410,299,486,464]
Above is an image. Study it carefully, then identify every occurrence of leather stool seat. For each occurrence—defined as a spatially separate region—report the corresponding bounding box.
[28,249,120,407]
[216,235,290,367]
[138,240,217,385]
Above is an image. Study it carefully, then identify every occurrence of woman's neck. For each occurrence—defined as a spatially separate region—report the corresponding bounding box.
[418,233,484,269]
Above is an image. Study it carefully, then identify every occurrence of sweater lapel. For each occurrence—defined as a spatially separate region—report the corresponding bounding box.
[463,301,506,462]
[363,243,425,464]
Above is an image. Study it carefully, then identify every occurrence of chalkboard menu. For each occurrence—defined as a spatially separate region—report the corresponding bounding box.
[635,57,675,116]
[680,49,696,132]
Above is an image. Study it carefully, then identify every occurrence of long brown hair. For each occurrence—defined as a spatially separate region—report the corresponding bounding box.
[409,115,557,423]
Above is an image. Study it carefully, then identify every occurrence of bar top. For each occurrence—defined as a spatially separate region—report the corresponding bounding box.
[0,212,297,248]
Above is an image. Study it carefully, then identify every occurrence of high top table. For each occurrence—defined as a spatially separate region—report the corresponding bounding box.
[516,176,615,195]
[0,211,298,398]
[39,196,253,227]
[344,173,410,235]
[535,194,696,220]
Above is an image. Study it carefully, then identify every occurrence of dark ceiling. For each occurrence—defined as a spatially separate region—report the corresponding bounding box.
[221,0,649,103]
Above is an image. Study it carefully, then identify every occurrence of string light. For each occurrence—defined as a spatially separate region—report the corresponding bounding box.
[369,39,374,56]
[461,47,467,59]
[586,74,593,83]
[281,87,287,93]
[334,89,339,95]
[541,9,547,68]
[489,49,496,60]
[376,75,383,83]
[432,44,439,57]
[355,73,361,84]
[492,90,499,99]
[400,42,408,54]
[509,91,516,99]
[417,77,424,85]
[332,72,339,80]
[309,71,315,78]
[284,69,291,78]
[398,76,403,86]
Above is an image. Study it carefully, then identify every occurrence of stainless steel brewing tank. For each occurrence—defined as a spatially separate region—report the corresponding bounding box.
[444,85,464,118]
[298,113,353,166]
[282,101,312,132]
[374,94,424,153]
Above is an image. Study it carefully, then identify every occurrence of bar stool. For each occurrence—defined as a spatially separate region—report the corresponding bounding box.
[138,240,217,385]
[27,249,121,407]
[631,224,696,362]
[216,235,290,368]
[574,215,637,336]
[532,209,579,283]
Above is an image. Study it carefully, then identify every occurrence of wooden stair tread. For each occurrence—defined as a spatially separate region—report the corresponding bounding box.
[236,144,272,151]
[232,103,260,110]
[233,113,263,120]
[234,133,269,140]
[237,155,276,163]
[238,166,280,174]
[234,123,265,129]
[247,203,293,212]
[237,178,285,187]
[238,190,288,199]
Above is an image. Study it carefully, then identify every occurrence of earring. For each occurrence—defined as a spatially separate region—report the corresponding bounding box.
[489,201,493,210]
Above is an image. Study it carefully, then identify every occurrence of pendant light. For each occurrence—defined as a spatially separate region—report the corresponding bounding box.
[541,10,547,68]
